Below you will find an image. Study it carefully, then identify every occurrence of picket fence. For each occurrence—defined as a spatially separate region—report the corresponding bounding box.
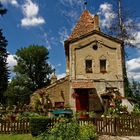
[0,115,139,136]
[0,119,29,134]
[95,115,140,136]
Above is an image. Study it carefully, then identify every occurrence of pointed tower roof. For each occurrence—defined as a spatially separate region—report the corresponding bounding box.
[67,10,100,41]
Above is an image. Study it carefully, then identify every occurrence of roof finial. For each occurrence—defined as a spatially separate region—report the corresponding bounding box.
[84,1,87,10]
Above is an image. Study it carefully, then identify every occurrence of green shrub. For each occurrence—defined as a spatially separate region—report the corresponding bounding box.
[40,118,80,140]
[132,104,140,116]
[19,112,40,120]
[39,118,97,140]
[30,117,51,136]
[79,124,96,140]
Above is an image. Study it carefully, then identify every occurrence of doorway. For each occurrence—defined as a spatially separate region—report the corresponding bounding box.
[75,89,89,117]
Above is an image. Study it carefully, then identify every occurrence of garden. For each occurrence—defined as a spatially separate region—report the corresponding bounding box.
[0,104,139,140]
[0,105,97,140]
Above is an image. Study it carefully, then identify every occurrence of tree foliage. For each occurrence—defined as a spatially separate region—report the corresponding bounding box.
[104,0,138,97]
[0,3,8,104]
[5,75,33,106]
[5,45,53,106]
[130,79,140,107]
[14,45,53,90]
[0,2,7,16]
[106,0,137,46]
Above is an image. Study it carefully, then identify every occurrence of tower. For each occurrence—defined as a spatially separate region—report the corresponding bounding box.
[64,10,124,113]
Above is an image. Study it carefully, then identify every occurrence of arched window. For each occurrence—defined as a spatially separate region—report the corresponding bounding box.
[85,56,93,73]
[100,55,107,73]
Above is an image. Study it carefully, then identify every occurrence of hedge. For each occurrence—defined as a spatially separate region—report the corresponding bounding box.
[30,117,51,136]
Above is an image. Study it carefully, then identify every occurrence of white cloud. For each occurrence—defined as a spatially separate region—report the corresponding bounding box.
[57,73,66,80]
[11,0,18,6]
[60,0,82,7]
[21,17,45,27]
[61,9,80,27]
[42,32,54,50]
[126,57,140,81]
[59,0,82,27]
[137,23,140,30]
[1,0,19,7]
[65,10,79,21]
[39,27,59,50]
[21,0,45,27]
[59,27,69,44]
[98,2,116,28]
[22,0,38,18]
[131,32,140,48]
[7,54,17,70]
[57,64,62,67]
[51,63,62,71]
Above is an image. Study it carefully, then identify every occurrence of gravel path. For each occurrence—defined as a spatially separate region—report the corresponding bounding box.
[98,135,140,140]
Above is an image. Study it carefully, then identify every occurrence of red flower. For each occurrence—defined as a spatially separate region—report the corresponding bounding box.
[72,93,79,98]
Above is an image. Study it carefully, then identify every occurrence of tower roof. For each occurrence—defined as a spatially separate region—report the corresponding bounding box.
[67,10,100,41]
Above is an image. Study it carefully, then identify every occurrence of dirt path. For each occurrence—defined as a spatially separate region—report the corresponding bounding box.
[98,135,140,140]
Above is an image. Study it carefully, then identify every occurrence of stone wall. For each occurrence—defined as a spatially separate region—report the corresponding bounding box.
[30,77,70,110]
[69,33,124,96]
[46,77,70,107]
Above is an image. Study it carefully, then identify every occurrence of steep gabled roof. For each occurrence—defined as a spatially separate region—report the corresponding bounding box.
[64,10,123,57]
[67,10,100,41]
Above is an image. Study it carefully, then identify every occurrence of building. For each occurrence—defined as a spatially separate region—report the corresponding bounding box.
[30,10,124,115]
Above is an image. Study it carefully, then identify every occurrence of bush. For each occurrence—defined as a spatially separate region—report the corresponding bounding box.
[39,118,97,140]
[132,104,140,116]
[79,124,96,140]
[30,117,51,136]
[20,112,40,119]
[40,118,80,140]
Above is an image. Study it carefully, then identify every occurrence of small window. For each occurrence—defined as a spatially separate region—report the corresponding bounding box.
[100,60,107,73]
[55,102,64,109]
[85,60,92,73]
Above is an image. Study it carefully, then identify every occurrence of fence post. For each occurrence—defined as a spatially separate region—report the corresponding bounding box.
[114,117,117,136]
[94,117,98,134]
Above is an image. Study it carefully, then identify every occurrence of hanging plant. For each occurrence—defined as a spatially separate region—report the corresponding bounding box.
[72,92,79,98]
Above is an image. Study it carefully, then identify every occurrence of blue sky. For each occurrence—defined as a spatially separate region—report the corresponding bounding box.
[0,0,140,80]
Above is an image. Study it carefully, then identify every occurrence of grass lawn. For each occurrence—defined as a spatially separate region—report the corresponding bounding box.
[0,134,40,140]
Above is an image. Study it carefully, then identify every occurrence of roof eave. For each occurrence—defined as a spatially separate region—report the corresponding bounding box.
[64,30,124,48]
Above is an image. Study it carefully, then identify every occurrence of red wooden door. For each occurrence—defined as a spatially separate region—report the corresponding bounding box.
[76,90,89,118]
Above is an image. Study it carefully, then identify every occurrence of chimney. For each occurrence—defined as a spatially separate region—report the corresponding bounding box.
[94,14,100,31]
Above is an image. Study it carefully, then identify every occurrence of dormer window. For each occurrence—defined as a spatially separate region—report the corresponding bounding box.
[85,60,92,73]
[100,59,106,73]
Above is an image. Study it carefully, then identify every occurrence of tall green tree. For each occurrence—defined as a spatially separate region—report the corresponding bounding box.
[14,45,53,90]
[0,3,8,104]
[5,74,33,106]
[130,79,140,107]
[107,0,137,45]
[5,45,53,106]
[105,0,137,97]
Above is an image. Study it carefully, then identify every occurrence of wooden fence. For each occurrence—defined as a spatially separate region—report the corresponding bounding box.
[0,119,29,134]
[0,116,139,136]
[48,116,140,136]
[95,116,140,136]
